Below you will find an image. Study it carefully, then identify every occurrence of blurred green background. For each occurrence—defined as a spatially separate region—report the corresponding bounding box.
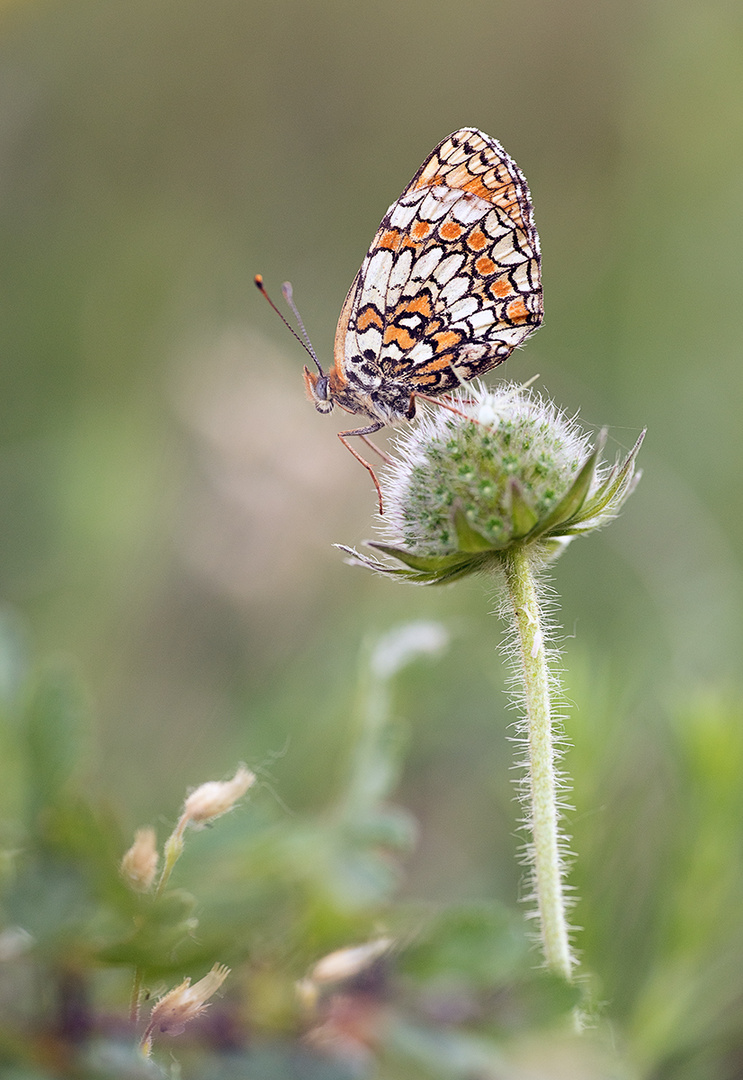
[0,0,742,1071]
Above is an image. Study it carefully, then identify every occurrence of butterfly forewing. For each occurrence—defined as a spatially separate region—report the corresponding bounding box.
[334,128,543,396]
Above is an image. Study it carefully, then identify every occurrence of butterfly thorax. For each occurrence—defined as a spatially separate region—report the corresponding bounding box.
[303,362,414,425]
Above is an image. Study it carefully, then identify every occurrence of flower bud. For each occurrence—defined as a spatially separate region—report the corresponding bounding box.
[182,764,255,826]
[120,826,158,892]
[389,384,591,554]
[310,938,393,986]
[339,384,643,584]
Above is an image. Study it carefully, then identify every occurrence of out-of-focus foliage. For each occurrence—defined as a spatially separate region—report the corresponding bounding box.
[0,0,742,1076]
[3,615,743,1077]
[0,620,584,1078]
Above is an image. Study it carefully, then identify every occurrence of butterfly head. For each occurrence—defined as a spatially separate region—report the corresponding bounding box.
[303,366,335,414]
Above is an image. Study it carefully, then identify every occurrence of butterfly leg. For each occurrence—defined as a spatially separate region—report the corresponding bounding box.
[356,432,394,466]
[413,391,481,424]
[337,422,386,514]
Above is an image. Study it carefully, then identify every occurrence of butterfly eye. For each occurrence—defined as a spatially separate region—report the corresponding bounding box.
[312,375,335,414]
[304,368,334,414]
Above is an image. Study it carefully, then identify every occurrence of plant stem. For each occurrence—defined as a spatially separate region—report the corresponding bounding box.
[501,544,573,982]
[155,814,188,898]
[129,966,143,1025]
[129,814,189,1025]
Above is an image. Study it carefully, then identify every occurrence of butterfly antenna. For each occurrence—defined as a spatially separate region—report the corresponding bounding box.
[281,281,320,368]
[254,274,324,375]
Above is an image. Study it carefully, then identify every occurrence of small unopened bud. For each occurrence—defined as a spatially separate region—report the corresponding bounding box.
[146,963,230,1038]
[182,765,255,826]
[121,827,158,892]
[310,938,393,986]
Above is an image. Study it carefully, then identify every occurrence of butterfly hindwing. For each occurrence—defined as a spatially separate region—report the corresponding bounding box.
[334,128,543,395]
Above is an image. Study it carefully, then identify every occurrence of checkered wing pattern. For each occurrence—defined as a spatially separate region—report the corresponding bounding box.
[334,128,543,394]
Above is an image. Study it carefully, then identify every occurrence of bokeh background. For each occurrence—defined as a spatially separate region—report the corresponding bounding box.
[1,0,742,1071]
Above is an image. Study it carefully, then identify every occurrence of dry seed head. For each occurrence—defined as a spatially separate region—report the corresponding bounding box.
[147,963,230,1037]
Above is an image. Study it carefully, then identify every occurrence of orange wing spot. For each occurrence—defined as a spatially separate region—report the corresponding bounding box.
[411,220,432,240]
[417,355,453,374]
[383,323,416,350]
[466,228,488,252]
[433,330,464,353]
[378,229,401,251]
[489,278,513,299]
[475,255,496,276]
[439,221,463,241]
[506,298,529,323]
[357,306,383,331]
[402,293,434,319]
[425,351,454,376]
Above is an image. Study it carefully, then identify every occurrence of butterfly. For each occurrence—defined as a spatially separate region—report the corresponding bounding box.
[256,127,543,511]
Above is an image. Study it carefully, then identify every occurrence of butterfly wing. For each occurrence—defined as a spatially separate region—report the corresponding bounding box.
[334,128,543,395]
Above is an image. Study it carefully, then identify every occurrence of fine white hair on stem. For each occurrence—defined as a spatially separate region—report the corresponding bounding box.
[495,559,578,971]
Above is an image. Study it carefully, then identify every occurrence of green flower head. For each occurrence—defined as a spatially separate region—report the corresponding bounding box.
[339,383,644,584]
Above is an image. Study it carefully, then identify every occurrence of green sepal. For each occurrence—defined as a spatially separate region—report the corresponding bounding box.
[366,543,493,584]
[452,502,499,552]
[337,544,494,586]
[509,478,540,538]
[574,430,645,524]
[336,544,417,577]
[366,542,458,573]
[529,434,604,539]
[419,552,494,584]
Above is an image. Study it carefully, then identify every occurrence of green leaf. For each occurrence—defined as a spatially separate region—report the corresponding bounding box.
[24,661,92,815]
[400,901,527,987]
[99,887,199,970]
[343,807,418,852]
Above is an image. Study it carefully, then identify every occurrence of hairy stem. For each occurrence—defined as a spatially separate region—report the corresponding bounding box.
[129,965,143,1026]
[501,545,573,981]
